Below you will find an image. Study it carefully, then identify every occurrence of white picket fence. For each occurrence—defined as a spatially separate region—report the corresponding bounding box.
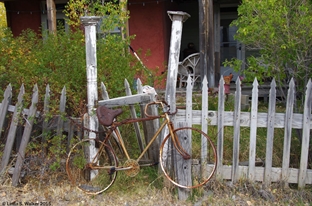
[0,75,311,193]
[174,75,312,188]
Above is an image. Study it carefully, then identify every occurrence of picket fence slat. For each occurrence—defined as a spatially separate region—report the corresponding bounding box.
[216,77,225,179]
[201,77,208,174]
[137,80,149,157]
[125,79,145,154]
[0,84,12,138]
[176,122,191,199]
[12,84,38,186]
[264,79,276,187]
[42,84,50,154]
[99,82,124,151]
[0,84,22,174]
[100,82,109,100]
[137,79,159,161]
[186,75,193,126]
[57,86,66,138]
[298,79,312,187]
[248,78,259,181]
[232,77,241,183]
[281,78,295,187]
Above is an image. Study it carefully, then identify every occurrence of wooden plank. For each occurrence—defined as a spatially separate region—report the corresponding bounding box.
[214,3,221,81]
[12,84,38,186]
[175,122,191,200]
[282,78,295,187]
[175,76,193,199]
[57,86,66,152]
[139,80,160,162]
[98,93,151,107]
[216,77,225,179]
[149,94,160,162]
[201,76,208,174]
[166,12,188,200]
[0,84,24,174]
[100,82,109,100]
[298,79,312,187]
[0,104,40,117]
[199,0,215,87]
[124,79,145,153]
[175,110,312,129]
[186,76,193,126]
[0,84,12,137]
[142,79,160,162]
[248,78,259,181]
[137,79,150,159]
[99,82,124,151]
[232,77,241,183]
[42,84,50,154]
[207,0,215,87]
[264,79,276,187]
[204,165,312,184]
[137,80,159,162]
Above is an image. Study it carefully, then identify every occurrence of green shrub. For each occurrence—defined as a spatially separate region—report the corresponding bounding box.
[0,27,143,115]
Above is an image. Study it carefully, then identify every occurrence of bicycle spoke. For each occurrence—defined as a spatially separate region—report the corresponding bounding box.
[66,138,118,195]
[160,127,217,189]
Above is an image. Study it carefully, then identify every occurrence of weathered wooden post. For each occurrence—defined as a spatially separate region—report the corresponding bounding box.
[81,16,101,179]
[165,11,190,112]
[165,11,190,200]
[199,0,215,88]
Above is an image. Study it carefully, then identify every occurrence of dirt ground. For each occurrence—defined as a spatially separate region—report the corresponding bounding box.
[0,171,311,206]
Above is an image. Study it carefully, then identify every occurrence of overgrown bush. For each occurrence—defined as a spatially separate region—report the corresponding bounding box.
[0,27,147,115]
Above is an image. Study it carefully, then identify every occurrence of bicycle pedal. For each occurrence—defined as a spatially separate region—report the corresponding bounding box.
[108,167,116,175]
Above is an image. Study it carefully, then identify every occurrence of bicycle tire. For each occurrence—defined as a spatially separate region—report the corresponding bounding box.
[159,127,217,189]
[66,138,118,195]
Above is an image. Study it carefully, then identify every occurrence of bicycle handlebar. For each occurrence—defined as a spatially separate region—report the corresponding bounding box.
[144,101,178,118]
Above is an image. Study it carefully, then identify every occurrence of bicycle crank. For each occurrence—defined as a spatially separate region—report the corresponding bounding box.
[124,159,140,177]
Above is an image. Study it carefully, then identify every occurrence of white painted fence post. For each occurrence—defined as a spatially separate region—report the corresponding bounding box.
[166,11,190,201]
[165,11,190,111]
[81,16,101,179]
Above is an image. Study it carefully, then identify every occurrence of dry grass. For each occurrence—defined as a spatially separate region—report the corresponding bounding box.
[0,167,311,206]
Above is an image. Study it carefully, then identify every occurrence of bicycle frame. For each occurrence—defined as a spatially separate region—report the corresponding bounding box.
[90,102,189,170]
[66,100,217,193]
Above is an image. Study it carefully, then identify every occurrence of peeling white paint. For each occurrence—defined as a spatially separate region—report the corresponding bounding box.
[81,16,101,179]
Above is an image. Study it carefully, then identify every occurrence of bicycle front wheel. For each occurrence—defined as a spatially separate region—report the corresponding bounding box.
[66,138,118,195]
[160,127,217,189]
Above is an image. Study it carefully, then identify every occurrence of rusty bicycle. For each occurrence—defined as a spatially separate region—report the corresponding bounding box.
[66,101,217,195]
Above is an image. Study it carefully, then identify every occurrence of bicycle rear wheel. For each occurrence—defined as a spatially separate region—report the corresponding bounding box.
[66,138,118,195]
[160,127,217,189]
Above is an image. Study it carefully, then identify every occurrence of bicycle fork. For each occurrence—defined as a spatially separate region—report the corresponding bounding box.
[167,122,191,160]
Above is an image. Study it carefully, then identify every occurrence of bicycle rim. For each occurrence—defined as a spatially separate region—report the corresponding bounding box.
[66,138,118,195]
[159,127,217,189]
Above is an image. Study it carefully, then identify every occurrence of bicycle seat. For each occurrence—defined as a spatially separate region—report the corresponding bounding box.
[97,105,123,126]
